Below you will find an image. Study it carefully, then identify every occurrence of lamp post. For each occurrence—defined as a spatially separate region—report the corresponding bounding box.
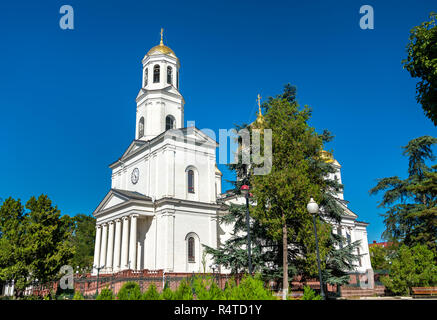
[240,185,253,275]
[94,264,105,297]
[306,198,326,300]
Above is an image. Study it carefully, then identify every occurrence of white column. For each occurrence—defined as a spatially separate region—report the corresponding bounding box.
[100,223,108,270]
[121,216,130,270]
[93,225,102,271]
[129,215,138,270]
[113,219,122,272]
[106,221,115,272]
[137,240,142,271]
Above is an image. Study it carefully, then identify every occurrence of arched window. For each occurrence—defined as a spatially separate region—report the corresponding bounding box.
[144,68,148,87]
[165,115,175,130]
[138,117,144,138]
[167,66,173,84]
[188,237,195,262]
[187,170,194,193]
[153,65,160,83]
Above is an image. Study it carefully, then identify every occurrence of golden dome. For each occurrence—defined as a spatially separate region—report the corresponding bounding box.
[147,28,176,57]
[320,150,334,163]
[147,44,176,56]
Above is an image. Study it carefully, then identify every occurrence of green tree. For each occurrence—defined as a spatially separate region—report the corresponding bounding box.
[24,195,74,287]
[402,13,437,125]
[250,85,346,298]
[207,85,359,297]
[223,275,276,300]
[369,244,397,270]
[0,195,74,298]
[97,287,114,300]
[370,136,437,252]
[381,244,437,295]
[142,283,161,300]
[301,285,322,300]
[117,281,142,300]
[72,290,85,300]
[173,279,193,300]
[0,198,28,297]
[69,214,96,270]
[161,286,175,300]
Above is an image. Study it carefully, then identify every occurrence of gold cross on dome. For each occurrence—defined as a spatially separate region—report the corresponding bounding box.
[257,94,262,114]
[160,28,164,45]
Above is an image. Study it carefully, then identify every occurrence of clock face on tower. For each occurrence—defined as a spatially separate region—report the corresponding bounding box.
[131,168,139,184]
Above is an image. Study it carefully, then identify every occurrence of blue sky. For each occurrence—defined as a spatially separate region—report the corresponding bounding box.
[0,0,435,243]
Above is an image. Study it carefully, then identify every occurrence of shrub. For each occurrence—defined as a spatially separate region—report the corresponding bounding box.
[301,286,322,300]
[161,287,175,300]
[223,278,237,300]
[73,291,85,300]
[97,287,114,300]
[192,276,224,300]
[381,244,437,296]
[142,283,161,300]
[207,281,224,300]
[224,275,276,300]
[192,276,209,300]
[173,279,193,300]
[117,282,142,300]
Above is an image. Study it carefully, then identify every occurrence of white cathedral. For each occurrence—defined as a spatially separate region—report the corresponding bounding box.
[91,31,372,276]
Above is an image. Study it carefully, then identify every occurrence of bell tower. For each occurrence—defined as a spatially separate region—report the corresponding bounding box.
[135,28,184,141]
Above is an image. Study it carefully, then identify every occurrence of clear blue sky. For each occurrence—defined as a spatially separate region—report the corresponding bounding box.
[0,0,435,244]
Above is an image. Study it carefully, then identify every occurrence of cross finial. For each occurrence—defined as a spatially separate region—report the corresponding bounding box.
[160,28,164,45]
[257,94,262,114]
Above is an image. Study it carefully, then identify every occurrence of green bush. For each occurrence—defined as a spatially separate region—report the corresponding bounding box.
[22,294,42,300]
[97,287,114,300]
[381,244,437,296]
[173,279,193,300]
[223,275,276,300]
[192,276,224,300]
[142,283,161,300]
[117,282,142,300]
[301,286,322,300]
[73,291,85,300]
[161,286,175,300]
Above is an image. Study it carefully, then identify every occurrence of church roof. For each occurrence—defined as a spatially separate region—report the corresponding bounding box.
[111,188,152,201]
[93,188,152,217]
[146,28,176,58]
[147,44,176,57]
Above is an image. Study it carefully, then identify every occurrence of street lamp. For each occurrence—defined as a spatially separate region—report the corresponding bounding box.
[94,264,105,297]
[240,184,253,275]
[307,197,326,300]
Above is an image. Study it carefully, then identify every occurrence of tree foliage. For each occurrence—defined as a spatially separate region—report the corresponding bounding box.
[68,214,96,270]
[402,13,437,125]
[207,85,359,291]
[370,136,437,252]
[381,244,437,295]
[0,195,74,297]
[369,244,397,271]
[142,283,161,300]
[117,281,142,300]
[96,286,114,300]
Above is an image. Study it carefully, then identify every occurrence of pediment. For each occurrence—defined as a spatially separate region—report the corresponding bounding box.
[184,127,218,146]
[93,189,152,217]
[337,200,358,219]
[120,140,147,160]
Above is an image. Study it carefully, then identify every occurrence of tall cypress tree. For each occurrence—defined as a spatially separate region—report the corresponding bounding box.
[370,136,437,252]
[206,85,360,297]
